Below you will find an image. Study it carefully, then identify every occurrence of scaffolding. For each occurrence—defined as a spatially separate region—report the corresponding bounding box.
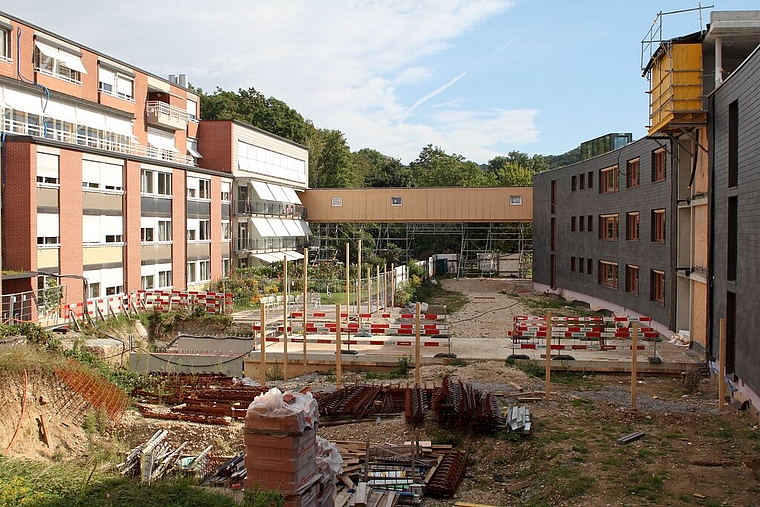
[309,222,532,278]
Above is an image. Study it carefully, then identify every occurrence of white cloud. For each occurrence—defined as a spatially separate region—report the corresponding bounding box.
[4,0,521,163]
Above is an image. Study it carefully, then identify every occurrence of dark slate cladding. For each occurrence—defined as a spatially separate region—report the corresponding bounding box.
[709,46,760,395]
[140,196,172,216]
[532,136,673,326]
[187,200,211,218]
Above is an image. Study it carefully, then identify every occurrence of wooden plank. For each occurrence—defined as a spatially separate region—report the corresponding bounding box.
[339,474,355,489]
[354,482,368,507]
[617,431,645,445]
[454,503,498,507]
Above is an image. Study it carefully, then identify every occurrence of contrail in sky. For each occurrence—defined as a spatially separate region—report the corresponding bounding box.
[400,72,467,122]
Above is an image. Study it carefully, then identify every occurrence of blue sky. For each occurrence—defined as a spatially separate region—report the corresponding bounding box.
[2,1,754,163]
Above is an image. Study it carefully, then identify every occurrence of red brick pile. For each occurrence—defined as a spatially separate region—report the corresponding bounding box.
[244,388,334,507]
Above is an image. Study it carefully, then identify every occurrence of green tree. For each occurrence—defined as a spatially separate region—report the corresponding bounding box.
[354,148,412,188]
[410,145,487,187]
[313,129,354,188]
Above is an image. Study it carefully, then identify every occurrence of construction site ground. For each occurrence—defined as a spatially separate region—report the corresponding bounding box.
[2,278,760,506]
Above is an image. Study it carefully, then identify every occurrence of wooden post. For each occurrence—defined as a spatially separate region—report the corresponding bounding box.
[415,302,421,387]
[336,303,342,389]
[366,267,372,315]
[260,303,266,386]
[303,248,308,365]
[345,243,350,328]
[376,265,380,314]
[357,240,362,318]
[283,256,288,381]
[390,263,395,308]
[631,322,638,409]
[719,318,726,412]
[545,312,552,404]
[383,265,387,311]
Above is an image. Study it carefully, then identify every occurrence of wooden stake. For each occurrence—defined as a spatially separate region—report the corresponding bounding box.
[376,265,380,314]
[719,318,726,412]
[391,263,395,308]
[545,312,552,405]
[260,303,266,386]
[357,239,362,318]
[346,243,350,328]
[366,266,371,315]
[415,302,421,387]
[303,248,308,365]
[336,303,342,389]
[631,322,638,409]
[383,266,387,311]
[282,256,288,381]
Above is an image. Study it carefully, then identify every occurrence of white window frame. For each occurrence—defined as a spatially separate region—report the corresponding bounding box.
[141,168,172,196]
[98,65,135,102]
[0,27,10,63]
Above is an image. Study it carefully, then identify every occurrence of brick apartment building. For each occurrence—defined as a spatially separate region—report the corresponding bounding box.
[0,11,308,320]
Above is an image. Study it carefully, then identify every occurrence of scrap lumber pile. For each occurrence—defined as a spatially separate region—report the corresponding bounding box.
[117,429,213,484]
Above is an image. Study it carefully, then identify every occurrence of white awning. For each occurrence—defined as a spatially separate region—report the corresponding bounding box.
[267,183,290,204]
[45,99,78,123]
[252,253,283,264]
[282,219,301,237]
[251,181,275,201]
[77,108,107,131]
[283,251,304,260]
[105,115,133,137]
[35,40,87,74]
[250,217,275,237]
[4,88,45,115]
[267,218,289,237]
[147,128,179,153]
[282,186,302,205]
[300,220,313,235]
[187,138,202,158]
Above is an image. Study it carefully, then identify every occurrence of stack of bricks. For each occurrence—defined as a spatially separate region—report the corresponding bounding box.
[244,391,321,506]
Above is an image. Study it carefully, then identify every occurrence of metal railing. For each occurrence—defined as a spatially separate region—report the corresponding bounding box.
[235,200,304,218]
[146,101,190,123]
[2,284,67,326]
[234,237,306,252]
[1,116,195,166]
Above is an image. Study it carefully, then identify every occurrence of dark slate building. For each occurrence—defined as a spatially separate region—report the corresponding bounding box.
[532,137,674,335]
[709,44,760,410]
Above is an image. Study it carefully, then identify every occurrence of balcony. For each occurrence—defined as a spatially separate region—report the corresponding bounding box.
[646,43,706,136]
[236,200,304,218]
[235,237,304,252]
[2,116,195,166]
[146,101,188,131]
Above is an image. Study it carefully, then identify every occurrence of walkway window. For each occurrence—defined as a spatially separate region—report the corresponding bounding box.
[599,261,618,289]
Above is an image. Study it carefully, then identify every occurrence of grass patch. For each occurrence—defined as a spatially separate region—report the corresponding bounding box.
[428,426,464,447]
[364,356,412,380]
[414,280,468,313]
[627,470,667,502]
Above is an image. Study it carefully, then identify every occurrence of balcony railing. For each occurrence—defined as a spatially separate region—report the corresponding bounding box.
[235,237,305,252]
[236,200,304,218]
[2,116,195,166]
[146,101,189,130]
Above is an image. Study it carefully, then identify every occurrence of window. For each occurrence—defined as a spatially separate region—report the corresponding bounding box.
[626,158,640,188]
[237,140,307,184]
[222,221,231,241]
[571,175,577,191]
[186,98,198,121]
[599,261,618,289]
[222,258,231,277]
[509,195,523,206]
[626,212,640,241]
[331,197,343,207]
[106,285,123,296]
[587,171,593,188]
[550,217,556,251]
[652,209,666,242]
[199,260,211,281]
[652,149,666,182]
[89,283,100,299]
[587,215,593,232]
[141,275,155,290]
[550,180,557,214]
[600,214,619,240]
[651,270,665,304]
[587,258,592,275]
[37,213,59,245]
[571,216,576,232]
[727,196,737,281]
[158,270,172,288]
[187,262,197,284]
[579,257,584,273]
[141,169,172,196]
[199,179,210,199]
[579,216,584,232]
[626,265,639,294]
[37,152,59,185]
[391,197,402,206]
[571,257,576,272]
[579,173,585,190]
[158,220,172,242]
[82,160,123,191]
[0,26,10,62]
[188,176,210,199]
[141,227,154,242]
[728,100,738,188]
[600,166,618,193]
[34,39,85,84]
[98,66,134,101]
[221,182,231,202]
[199,220,210,241]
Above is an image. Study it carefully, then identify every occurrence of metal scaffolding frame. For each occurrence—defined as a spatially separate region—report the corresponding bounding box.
[309,222,532,278]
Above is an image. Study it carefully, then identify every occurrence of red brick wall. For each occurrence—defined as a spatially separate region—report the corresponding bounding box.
[58,150,84,304]
[197,121,234,173]
[172,169,187,288]
[2,140,36,272]
[124,160,142,292]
